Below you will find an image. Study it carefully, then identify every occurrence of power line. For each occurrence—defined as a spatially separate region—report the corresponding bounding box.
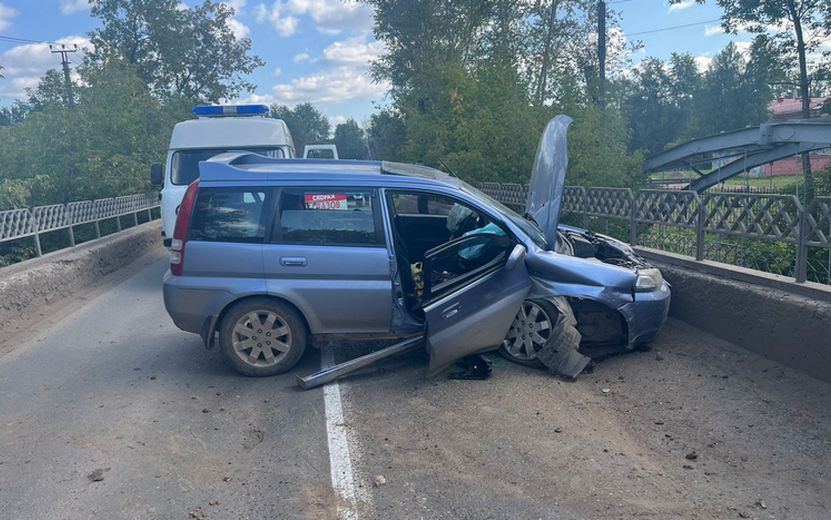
[627,18,722,37]
[0,34,62,46]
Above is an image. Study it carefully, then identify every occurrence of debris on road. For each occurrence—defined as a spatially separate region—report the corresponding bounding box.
[533,297,591,379]
[685,452,698,461]
[601,388,611,394]
[87,468,106,482]
[188,509,205,520]
[373,475,386,487]
[448,354,492,380]
[202,408,210,414]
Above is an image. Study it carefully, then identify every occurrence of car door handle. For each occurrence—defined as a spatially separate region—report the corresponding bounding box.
[280,256,307,267]
[441,303,461,319]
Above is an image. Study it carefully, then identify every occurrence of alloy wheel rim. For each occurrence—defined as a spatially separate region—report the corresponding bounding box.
[503,301,553,361]
[231,310,292,367]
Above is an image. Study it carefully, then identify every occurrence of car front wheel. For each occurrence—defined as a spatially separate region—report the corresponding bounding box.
[499,299,558,368]
[219,298,307,377]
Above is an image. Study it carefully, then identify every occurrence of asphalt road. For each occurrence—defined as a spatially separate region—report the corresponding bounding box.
[1,255,830,520]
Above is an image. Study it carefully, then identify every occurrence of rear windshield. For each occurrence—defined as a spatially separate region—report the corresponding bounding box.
[189,187,272,243]
[171,147,285,185]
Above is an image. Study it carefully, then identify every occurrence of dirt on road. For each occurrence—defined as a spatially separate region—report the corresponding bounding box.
[339,319,831,520]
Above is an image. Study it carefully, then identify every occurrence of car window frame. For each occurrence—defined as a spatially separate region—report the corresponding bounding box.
[268,186,387,248]
[187,185,276,244]
[421,232,515,305]
[385,188,515,242]
[384,187,518,304]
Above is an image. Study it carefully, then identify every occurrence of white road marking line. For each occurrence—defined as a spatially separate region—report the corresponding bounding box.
[321,347,372,520]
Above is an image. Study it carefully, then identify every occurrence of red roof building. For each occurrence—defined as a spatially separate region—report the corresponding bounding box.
[764,97,831,176]
[769,97,831,120]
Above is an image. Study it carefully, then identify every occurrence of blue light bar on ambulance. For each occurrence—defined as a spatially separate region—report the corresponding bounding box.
[192,104,270,117]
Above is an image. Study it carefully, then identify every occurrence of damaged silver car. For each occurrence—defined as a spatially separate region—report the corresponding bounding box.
[163,116,670,385]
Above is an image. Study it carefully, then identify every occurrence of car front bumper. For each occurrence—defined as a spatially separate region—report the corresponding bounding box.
[618,281,671,347]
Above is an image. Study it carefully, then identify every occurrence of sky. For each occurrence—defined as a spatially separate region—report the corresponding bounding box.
[0,0,775,124]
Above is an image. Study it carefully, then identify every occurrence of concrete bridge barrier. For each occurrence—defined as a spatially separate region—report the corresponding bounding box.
[0,221,162,339]
[639,247,831,383]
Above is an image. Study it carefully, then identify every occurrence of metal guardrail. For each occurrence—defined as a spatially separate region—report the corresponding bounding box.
[475,182,831,284]
[0,193,159,257]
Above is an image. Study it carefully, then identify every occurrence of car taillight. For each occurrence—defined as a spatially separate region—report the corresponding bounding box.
[170,181,199,276]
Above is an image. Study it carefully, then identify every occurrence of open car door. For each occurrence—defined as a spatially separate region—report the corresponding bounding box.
[422,234,531,375]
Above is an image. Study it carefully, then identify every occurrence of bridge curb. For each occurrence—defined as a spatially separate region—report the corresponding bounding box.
[638,248,831,383]
[0,221,162,339]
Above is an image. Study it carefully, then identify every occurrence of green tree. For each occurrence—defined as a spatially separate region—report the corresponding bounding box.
[367,109,407,161]
[624,57,676,155]
[333,119,369,160]
[271,103,331,157]
[88,0,263,101]
[696,42,773,135]
[26,69,69,110]
[0,103,29,127]
[0,59,186,206]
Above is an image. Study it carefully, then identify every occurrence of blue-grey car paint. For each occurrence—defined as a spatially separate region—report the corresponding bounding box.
[163,154,670,369]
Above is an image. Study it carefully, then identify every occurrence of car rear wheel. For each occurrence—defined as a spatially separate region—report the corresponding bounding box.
[498,299,556,368]
[219,298,307,377]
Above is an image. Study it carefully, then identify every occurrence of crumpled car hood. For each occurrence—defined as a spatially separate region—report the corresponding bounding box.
[525,115,573,248]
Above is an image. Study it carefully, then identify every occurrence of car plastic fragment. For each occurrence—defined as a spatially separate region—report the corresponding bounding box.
[534,296,592,379]
[296,335,423,390]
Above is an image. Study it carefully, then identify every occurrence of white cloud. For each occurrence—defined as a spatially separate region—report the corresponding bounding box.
[273,66,283,77]
[322,35,385,65]
[228,18,251,39]
[704,24,723,36]
[734,40,752,56]
[293,52,311,63]
[223,0,247,12]
[287,0,373,35]
[256,0,372,36]
[668,1,695,13]
[59,0,91,15]
[0,1,18,31]
[330,114,347,126]
[269,65,388,105]
[694,55,712,72]
[256,2,299,36]
[0,35,90,101]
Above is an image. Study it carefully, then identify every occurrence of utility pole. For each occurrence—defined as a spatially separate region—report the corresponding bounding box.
[597,0,606,110]
[49,43,78,107]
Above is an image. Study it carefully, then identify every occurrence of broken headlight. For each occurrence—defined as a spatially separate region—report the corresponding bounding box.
[634,268,663,292]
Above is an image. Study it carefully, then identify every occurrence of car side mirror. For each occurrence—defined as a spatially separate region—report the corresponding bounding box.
[150,163,163,186]
[504,244,526,271]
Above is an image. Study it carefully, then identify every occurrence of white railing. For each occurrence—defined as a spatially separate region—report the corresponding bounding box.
[0,192,160,257]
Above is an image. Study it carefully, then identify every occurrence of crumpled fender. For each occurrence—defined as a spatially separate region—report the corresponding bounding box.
[526,250,636,310]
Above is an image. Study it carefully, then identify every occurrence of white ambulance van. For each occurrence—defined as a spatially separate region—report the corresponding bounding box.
[150,104,295,246]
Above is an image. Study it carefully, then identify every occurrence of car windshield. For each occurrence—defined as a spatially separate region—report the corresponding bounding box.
[171,147,286,185]
[460,181,548,250]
